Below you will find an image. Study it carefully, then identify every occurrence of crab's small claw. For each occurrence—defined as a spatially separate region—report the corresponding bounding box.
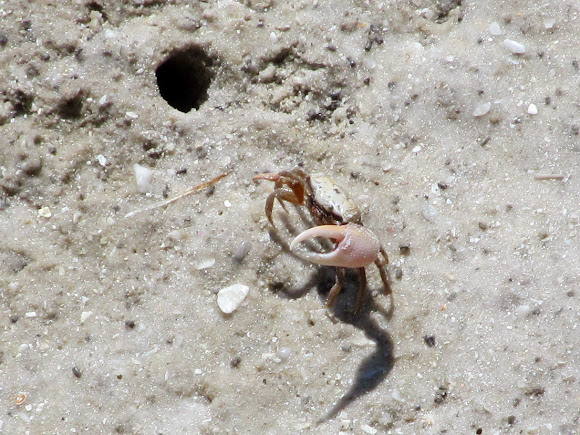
[290,223,381,268]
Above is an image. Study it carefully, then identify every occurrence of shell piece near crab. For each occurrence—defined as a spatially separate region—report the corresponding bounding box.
[289,223,381,268]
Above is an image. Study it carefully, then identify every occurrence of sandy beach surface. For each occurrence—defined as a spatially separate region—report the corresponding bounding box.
[1,1,579,433]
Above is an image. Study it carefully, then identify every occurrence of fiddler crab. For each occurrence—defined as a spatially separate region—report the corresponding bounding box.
[253,168,391,313]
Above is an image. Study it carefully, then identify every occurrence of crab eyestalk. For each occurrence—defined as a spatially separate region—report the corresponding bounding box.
[289,223,381,268]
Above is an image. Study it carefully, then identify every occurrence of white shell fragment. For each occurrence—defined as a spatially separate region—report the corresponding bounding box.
[196,258,216,270]
[133,163,152,193]
[543,18,556,30]
[38,206,52,218]
[361,424,378,435]
[489,21,502,36]
[472,102,491,117]
[527,103,538,115]
[217,284,249,314]
[515,304,532,317]
[503,39,526,54]
[276,347,292,362]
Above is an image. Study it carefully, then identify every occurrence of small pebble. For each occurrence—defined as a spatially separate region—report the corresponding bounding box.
[133,163,152,193]
[381,162,393,172]
[38,207,52,218]
[421,202,438,221]
[503,39,526,54]
[473,102,491,117]
[515,304,532,317]
[361,424,378,435]
[80,311,93,323]
[395,267,403,280]
[391,390,403,402]
[527,103,538,115]
[126,111,138,119]
[72,211,82,224]
[16,393,27,406]
[276,347,292,362]
[489,21,502,36]
[96,154,107,166]
[399,243,411,255]
[420,8,435,20]
[544,18,556,29]
[233,241,251,262]
[217,284,249,314]
[196,258,216,270]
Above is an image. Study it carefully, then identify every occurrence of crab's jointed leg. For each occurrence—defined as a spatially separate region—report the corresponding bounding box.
[253,173,307,225]
[375,257,392,296]
[354,267,367,313]
[326,267,346,308]
[264,189,302,226]
[253,173,306,203]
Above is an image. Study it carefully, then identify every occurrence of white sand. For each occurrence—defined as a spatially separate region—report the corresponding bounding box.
[1,1,578,433]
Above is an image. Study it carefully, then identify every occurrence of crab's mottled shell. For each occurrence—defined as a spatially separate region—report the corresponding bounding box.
[309,174,361,224]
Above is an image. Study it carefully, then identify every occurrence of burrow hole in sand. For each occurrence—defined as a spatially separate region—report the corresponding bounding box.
[155,46,214,113]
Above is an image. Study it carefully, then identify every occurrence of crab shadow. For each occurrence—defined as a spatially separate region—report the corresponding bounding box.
[267,222,395,422]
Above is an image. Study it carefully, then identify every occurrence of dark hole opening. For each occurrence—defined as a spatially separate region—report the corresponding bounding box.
[155,47,214,113]
[58,92,85,119]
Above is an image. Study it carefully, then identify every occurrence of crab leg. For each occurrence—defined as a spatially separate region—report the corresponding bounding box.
[354,268,368,313]
[326,267,346,308]
[264,189,301,226]
[253,173,305,203]
[375,258,392,295]
[254,173,307,225]
[290,223,381,268]
[252,173,282,182]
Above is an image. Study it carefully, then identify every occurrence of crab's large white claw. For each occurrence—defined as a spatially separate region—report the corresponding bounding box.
[290,223,381,268]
